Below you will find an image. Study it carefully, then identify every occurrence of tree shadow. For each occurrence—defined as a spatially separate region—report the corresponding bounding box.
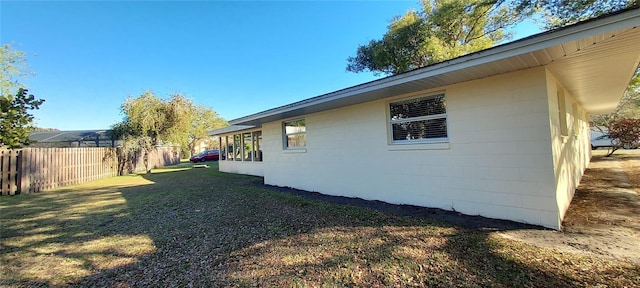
[2,163,639,287]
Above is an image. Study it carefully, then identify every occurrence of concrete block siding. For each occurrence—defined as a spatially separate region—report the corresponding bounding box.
[219,66,591,229]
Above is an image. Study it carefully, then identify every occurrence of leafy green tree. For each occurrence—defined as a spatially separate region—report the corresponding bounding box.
[346,0,524,75]
[152,94,227,157]
[112,91,227,173]
[347,1,638,76]
[112,91,173,173]
[1,44,44,148]
[515,0,639,29]
[1,44,33,97]
[1,89,45,148]
[184,105,228,157]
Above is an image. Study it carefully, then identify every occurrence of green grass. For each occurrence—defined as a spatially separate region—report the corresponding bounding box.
[1,162,639,287]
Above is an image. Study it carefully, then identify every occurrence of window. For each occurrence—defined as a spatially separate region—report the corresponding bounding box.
[225,135,233,161]
[243,133,252,160]
[283,119,306,148]
[557,89,568,137]
[233,134,242,160]
[389,94,447,143]
[252,131,262,161]
[220,131,263,162]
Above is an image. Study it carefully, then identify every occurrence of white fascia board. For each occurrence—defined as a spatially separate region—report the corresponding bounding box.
[208,125,256,136]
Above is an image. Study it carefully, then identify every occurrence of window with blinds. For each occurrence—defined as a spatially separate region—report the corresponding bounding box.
[389,94,448,142]
[283,119,306,148]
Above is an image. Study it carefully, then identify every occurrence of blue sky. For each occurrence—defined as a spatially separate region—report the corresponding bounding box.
[1,1,541,130]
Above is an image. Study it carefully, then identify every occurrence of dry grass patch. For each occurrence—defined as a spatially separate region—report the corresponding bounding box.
[1,174,157,287]
[2,161,639,287]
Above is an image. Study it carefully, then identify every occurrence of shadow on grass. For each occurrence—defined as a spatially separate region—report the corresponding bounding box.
[1,161,639,287]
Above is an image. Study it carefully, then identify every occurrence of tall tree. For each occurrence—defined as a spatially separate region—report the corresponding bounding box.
[1,89,45,148]
[185,105,228,157]
[346,1,638,76]
[515,0,639,29]
[160,94,228,157]
[346,0,524,75]
[113,91,176,173]
[112,92,227,174]
[0,44,44,148]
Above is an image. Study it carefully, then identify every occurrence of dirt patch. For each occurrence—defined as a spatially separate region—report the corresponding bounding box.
[499,149,640,264]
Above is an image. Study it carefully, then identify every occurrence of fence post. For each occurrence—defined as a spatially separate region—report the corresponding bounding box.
[1,149,20,195]
[20,149,30,194]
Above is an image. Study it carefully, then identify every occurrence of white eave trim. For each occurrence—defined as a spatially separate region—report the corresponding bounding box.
[208,125,256,136]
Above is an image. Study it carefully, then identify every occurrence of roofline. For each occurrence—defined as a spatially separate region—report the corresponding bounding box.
[229,7,640,126]
[208,125,256,136]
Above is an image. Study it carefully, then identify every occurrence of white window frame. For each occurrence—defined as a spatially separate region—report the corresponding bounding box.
[283,118,306,149]
[388,93,448,144]
[218,129,263,162]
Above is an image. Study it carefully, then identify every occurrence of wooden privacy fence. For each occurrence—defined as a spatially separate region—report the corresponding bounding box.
[1,147,180,195]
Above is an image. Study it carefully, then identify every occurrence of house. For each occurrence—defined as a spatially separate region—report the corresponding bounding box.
[29,130,120,148]
[210,9,640,230]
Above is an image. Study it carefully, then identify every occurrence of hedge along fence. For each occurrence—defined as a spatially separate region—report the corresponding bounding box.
[0,147,180,196]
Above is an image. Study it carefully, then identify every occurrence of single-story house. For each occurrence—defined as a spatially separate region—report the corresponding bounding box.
[210,8,640,230]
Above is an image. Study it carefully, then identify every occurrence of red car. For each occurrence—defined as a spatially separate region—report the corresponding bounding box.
[190,149,220,162]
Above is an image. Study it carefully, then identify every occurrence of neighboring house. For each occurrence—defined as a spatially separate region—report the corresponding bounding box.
[29,130,120,148]
[210,9,640,230]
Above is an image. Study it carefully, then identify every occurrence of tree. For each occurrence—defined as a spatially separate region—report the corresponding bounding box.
[608,118,640,151]
[1,44,33,97]
[0,89,45,148]
[514,0,639,29]
[346,1,638,76]
[184,105,227,157]
[346,0,525,75]
[112,91,174,174]
[0,44,44,148]
[111,91,227,174]
[150,94,228,157]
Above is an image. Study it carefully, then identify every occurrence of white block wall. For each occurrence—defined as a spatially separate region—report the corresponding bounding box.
[219,161,264,177]
[220,66,592,229]
[257,67,557,228]
[545,70,591,227]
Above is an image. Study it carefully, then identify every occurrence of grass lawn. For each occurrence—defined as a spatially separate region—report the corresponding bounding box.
[1,162,638,287]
